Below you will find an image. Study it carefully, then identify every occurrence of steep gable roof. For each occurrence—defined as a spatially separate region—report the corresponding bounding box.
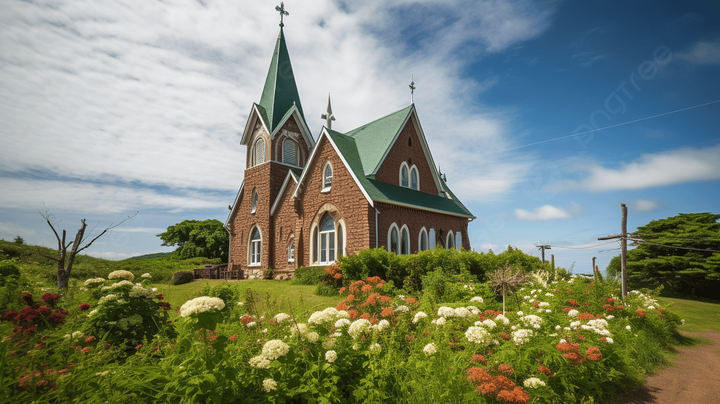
[344,105,413,176]
[258,28,306,133]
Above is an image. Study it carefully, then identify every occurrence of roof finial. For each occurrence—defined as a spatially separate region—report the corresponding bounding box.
[409,74,416,104]
[321,93,336,130]
[276,2,289,27]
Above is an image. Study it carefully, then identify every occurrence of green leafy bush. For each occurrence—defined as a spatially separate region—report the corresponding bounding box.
[292,266,326,285]
[0,259,20,286]
[171,271,194,285]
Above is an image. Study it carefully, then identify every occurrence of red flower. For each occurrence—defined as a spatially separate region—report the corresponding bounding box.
[605,297,615,303]
[537,365,552,377]
[158,302,171,310]
[379,295,392,303]
[568,299,580,307]
[585,302,591,306]
[381,307,394,317]
[156,294,164,300]
[603,304,615,311]
[577,312,594,320]
[586,346,602,361]
[348,310,359,319]
[470,354,487,364]
[240,315,254,324]
[78,303,91,311]
[135,344,143,350]
[46,312,65,325]
[346,294,355,303]
[576,334,586,342]
[498,364,514,375]
[533,301,540,307]
[84,336,96,343]
[21,293,34,307]
[406,297,418,305]
[335,301,348,311]
[58,369,69,374]
[80,347,91,354]
[635,309,646,317]
[2,311,17,322]
[229,334,238,342]
[616,305,624,309]
[41,293,59,307]
[500,333,511,340]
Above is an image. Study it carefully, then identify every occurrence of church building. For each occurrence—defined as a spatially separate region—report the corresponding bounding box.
[226,22,475,278]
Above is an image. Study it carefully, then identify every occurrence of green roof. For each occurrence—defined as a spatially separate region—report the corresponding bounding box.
[258,28,306,133]
[325,129,474,218]
[344,105,413,175]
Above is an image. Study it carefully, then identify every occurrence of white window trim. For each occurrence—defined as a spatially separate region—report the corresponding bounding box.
[309,214,345,265]
[455,231,462,252]
[399,162,410,188]
[288,236,295,263]
[418,227,428,252]
[387,223,400,254]
[410,165,419,190]
[248,226,262,267]
[446,230,455,250]
[282,138,297,166]
[253,138,266,167]
[400,224,410,255]
[322,161,333,193]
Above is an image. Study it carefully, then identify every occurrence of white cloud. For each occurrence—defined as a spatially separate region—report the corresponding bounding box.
[566,145,720,191]
[86,251,143,260]
[630,199,660,212]
[478,243,499,251]
[515,204,573,221]
[677,40,720,66]
[0,0,555,220]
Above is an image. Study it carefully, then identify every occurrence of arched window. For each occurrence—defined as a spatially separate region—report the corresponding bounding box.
[400,225,410,255]
[410,166,419,190]
[429,228,436,249]
[455,232,462,251]
[446,231,455,250]
[319,213,336,264]
[253,138,266,166]
[251,188,258,214]
[418,228,428,252]
[388,224,399,254]
[283,138,297,166]
[288,237,295,262]
[322,162,333,191]
[400,163,409,187]
[249,227,261,265]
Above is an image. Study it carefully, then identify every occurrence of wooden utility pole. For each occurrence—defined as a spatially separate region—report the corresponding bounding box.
[592,256,596,274]
[551,254,555,270]
[598,203,628,297]
[537,244,551,263]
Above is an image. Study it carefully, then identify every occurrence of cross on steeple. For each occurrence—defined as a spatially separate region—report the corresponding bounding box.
[409,75,416,104]
[321,93,336,130]
[276,2,289,27]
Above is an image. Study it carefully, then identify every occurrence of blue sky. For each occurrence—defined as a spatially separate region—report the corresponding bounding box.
[1,0,718,274]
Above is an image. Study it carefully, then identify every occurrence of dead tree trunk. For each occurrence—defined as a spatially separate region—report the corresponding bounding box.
[40,209,136,293]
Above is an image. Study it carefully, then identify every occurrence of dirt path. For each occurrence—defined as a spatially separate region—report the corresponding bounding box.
[624,331,720,403]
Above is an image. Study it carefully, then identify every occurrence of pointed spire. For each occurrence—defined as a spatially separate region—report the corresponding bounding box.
[275,2,289,27]
[258,26,306,133]
[321,93,336,130]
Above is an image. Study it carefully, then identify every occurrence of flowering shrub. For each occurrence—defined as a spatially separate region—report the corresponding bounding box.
[1,272,686,404]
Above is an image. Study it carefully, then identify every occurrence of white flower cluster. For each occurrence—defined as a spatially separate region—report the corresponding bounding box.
[373,319,391,332]
[108,270,135,280]
[538,302,550,308]
[395,305,409,313]
[308,307,339,325]
[262,339,290,360]
[369,343,382,354]
[101,280,135,292]
[495,314,510,325]
[249,355,271,369]
[512,329,534,345]
[520,315,544,329]
[604,337,614,343]
[273,313,292,323]
[348,319,371,339]
[129,284,155,299]
[568,309,579,317]
[431,317,446,326]
[334,318,351,329]
[179,296,225,317]
[64,331,85,340]
[262,378,277,392]
[465,326,492,345]
[470,296,484,303]
[463,284,475,291]
[325,350,338,363]
[523,377,546,388]
[289,323,318,342]
[99,294,120,304]
[481,319,497,329]
[322,339,337,350]
[412,311,428,323]
[437,307,455,317]
[141,273,152,278]
[84,278,106,288]
[423,343,437,356]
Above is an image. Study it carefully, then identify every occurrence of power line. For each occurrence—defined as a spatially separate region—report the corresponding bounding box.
[479,99,720,156]
[632,240,720,253]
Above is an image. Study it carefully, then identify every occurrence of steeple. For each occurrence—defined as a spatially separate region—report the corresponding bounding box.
[257,27,306,133]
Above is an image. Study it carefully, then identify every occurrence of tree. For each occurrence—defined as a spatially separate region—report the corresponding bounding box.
[157,219,228,263]
[13,236,24,245]
[39,209,136,293]
[607,213,720,298]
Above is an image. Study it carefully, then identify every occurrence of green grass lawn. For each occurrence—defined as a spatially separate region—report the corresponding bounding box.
[153,280,341,319]
[659,297,720,333]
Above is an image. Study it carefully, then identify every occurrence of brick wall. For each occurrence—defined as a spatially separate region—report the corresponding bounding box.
[375,201,471,253]
[374,115,439,196]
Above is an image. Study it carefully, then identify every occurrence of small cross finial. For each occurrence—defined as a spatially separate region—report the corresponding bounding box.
[409,75,416,104]
[321,93,336,130]
[276,2,289,27]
